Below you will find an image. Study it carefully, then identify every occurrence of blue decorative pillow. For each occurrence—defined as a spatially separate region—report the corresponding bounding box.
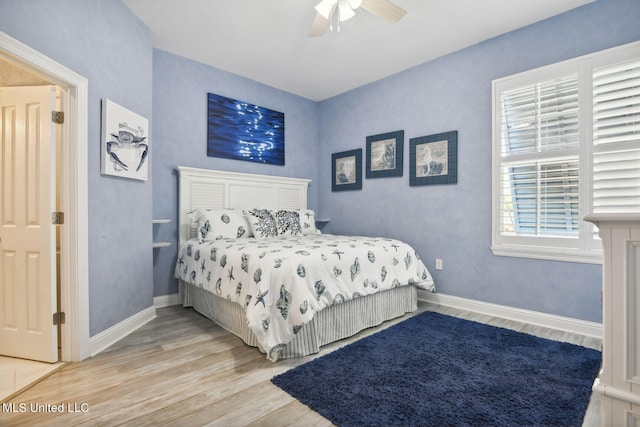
[245,209,278,239]
[188,209,252,242]
[274,210,303,236]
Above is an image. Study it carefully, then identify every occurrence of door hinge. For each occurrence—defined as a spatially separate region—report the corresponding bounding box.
[53,312,65,325]
[51,211,64,225]
[51,111,64,124]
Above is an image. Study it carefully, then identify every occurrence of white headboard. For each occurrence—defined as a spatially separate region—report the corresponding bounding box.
[177,166,311,245]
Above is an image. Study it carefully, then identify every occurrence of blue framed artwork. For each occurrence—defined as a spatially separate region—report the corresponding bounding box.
[410,130,458,186]
[332,149,362,192]
[366,130,404,178]
[207,93,285,165]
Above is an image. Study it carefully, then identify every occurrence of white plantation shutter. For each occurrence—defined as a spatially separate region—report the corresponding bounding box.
[492,41,640,263]
[498,76,580,238]
[500,78,580,155]
[500,161,580,235]
[592,59,640,213]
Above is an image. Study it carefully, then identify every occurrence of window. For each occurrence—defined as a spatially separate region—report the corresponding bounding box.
[492,41,640,263]
[592,61,640,214]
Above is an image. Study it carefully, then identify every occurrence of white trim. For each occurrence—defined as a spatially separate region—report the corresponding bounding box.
[88,306,157,357]
[0,32,90,362]
[592,378,640,406]
[154,293,180,308]
[490,244,602,264]
[584,213,640,228]
[418,291,603,340]
[491,40,640,263]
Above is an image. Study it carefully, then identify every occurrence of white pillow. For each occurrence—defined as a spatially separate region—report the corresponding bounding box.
[298,209,321,235]
[244,209,278,239]
[274,210,303,236]
[188,209,252,242]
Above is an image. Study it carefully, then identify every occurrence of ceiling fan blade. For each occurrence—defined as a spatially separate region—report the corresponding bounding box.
[360,0,406,24]
[309,12,331,37]
[309,2,338,37]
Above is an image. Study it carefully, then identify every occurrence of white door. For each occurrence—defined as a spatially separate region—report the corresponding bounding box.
[0,86,58,362]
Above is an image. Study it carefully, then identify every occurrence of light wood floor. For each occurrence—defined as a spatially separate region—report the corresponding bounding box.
[0,302,602,427]
[0,357,66,402]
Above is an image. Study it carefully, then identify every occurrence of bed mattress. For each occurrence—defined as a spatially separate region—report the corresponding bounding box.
[175,234,435,360]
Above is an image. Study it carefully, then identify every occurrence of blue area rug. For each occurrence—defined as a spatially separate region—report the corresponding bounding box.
[272,310,601,427]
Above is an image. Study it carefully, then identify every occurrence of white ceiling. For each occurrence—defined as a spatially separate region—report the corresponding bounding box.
[123,0,594,101]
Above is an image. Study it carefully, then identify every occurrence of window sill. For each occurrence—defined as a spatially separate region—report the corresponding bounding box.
[491,244,602,264]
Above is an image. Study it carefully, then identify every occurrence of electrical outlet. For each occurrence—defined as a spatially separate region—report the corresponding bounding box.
[435,258,443,270]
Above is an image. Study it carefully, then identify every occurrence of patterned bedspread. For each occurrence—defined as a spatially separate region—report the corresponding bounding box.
[175,234,435,360]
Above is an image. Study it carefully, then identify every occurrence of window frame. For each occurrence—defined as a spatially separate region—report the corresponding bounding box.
[491,41,640,264]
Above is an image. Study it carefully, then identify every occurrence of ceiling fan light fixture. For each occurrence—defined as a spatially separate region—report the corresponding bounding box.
[310,0,404,37]
[314,0,337,19]
[338,0,356,21]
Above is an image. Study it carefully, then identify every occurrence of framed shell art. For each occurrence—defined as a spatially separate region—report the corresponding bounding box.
[366,130,404,178]
[409,130,458,186]
[207,92,285,165]
[101,99,149,181]
[332,148,362,192]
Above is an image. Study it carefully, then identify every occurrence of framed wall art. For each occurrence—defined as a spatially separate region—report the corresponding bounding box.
[366,130,404,178]
[332,148,362,192]
[409,130,458,186]
[207,92,285,165]
[101,99,149,181]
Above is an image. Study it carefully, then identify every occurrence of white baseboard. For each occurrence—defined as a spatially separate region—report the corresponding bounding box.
[88,292,601,358]
[88,306,157,357]
[418,291,603,340]
[154,293,180,308]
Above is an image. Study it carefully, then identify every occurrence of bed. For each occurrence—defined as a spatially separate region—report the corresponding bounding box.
[175,166,436,361]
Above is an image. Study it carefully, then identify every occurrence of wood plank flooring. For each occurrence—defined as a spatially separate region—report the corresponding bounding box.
[0,302,602,427]
[0,357,66,402]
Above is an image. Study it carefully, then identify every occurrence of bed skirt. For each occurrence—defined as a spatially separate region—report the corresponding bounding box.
[181,281,417,360]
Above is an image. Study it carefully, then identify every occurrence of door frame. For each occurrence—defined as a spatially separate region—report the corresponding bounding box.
[0,31,90,362]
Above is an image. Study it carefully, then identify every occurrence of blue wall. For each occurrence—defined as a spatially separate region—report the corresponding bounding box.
[317,0,640,323]
[151,50,320,297]
[0,0,154,336]
[1,0,638,340]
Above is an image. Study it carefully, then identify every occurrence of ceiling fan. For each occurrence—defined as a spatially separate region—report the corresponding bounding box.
[309,0,407,37]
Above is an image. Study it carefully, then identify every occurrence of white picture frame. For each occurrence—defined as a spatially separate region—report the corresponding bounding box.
[101,99,149,181]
